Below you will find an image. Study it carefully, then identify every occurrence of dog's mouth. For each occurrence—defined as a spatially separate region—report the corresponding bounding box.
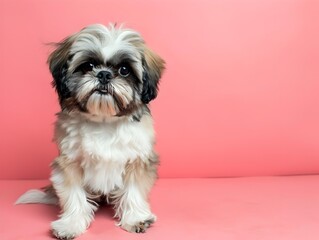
[95,89,108,95]
[94,85,113,95]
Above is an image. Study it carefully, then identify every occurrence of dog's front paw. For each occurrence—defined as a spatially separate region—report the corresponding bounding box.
[51,218,86,240]
[120,215,156,233]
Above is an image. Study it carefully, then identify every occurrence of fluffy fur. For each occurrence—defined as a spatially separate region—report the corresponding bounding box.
[16,24,165,239]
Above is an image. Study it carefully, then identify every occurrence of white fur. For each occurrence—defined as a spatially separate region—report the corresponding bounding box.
[50,167,97,239]
[114,182,156,228]
[50,112,155,237]
[63,113,153,194]
[55,111,154,174]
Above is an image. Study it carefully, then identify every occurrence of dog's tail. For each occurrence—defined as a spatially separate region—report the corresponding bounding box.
[15,185,58,205]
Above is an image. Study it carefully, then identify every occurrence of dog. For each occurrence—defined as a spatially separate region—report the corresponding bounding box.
[16,23,165,239]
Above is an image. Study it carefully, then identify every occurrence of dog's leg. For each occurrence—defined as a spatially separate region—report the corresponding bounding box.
[112,156,158,233]
[50,156,97,239]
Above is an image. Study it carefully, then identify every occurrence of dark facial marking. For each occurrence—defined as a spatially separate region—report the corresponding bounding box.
[73,58,102,74]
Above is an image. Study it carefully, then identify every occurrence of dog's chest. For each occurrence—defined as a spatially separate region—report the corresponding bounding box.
[56,114,154,194]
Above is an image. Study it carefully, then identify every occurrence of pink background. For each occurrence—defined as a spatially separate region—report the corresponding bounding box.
[0,0,319,179]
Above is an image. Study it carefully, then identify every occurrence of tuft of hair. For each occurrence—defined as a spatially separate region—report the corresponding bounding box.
[15,189,58,205]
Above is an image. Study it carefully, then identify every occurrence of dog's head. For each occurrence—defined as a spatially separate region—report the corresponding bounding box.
[48,24,165,118]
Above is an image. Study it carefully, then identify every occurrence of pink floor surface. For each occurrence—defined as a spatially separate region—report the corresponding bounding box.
[1,176,319,240]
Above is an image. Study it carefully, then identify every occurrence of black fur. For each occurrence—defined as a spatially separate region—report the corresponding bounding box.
[48,38,75,108]
[141,58,160,104]
[141,71,158,104]
[51,64,70,105]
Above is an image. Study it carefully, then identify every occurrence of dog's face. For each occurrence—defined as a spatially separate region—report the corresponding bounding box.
[48,24,165,118]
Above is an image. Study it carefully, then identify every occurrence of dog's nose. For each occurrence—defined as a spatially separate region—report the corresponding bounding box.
[97,71,113,84]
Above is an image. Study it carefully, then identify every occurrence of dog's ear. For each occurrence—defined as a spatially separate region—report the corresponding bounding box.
[141,46,165,104]
[47,35,76,105]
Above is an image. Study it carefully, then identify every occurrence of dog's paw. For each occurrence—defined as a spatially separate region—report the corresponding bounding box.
[120,216,156,233]
[51,219,86,240]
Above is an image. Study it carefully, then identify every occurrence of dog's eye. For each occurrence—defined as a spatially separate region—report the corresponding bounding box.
[75,61,97,73]
[118,64,131,77]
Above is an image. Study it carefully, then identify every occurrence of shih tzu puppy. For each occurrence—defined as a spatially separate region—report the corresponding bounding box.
[16,23,165,239]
